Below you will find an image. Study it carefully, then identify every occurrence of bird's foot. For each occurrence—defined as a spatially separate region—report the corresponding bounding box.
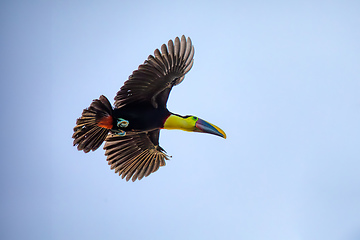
[117,118,129,128]
[112,129,126,136]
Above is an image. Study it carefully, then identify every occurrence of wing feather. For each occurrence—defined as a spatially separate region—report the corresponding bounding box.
[104,130,170,181]
[179,35,186,60]
[174,37,180,68]
[167,40,174,70]
[114,35,195,108]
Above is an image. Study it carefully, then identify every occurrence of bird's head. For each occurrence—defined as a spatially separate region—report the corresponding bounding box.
[163,114,226,139]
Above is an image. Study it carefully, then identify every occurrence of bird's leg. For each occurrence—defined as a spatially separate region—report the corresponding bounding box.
[110,118,129,136]
[112,129,126,136]
[117,118,129,128]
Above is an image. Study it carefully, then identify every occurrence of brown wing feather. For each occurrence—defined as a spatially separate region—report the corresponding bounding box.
[104,130,170,182]
[114,35,195,109]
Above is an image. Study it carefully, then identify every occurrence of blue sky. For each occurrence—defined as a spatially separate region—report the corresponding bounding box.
[1,1,360,239]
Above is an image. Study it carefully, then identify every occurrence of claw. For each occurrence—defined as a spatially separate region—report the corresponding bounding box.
[117,118,129,128]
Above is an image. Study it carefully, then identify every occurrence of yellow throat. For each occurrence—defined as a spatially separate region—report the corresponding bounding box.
[163,114,196,132]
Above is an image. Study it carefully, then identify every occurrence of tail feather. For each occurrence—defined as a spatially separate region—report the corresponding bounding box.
[73,95,113,153]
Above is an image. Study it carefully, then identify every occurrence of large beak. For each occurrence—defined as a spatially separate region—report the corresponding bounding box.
[195,118,227,139]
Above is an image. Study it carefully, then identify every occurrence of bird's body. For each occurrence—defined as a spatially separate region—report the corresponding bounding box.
[73,36,226,181]
[112,102,170,132]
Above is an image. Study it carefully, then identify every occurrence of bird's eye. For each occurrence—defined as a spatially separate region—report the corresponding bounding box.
[192,116,198,121]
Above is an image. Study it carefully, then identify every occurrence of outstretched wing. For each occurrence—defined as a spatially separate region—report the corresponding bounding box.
[104,130,170,182]
[115,35,195,109]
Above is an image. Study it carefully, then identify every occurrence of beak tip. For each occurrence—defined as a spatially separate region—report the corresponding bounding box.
[219,131,227,139]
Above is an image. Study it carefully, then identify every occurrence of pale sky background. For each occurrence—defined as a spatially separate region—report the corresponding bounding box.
[1,1,360,239]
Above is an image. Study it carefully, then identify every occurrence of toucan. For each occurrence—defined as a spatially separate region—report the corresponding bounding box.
[73,36,226,182]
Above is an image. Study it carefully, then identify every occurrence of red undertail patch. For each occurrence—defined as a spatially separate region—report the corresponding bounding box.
[97,115,113,129]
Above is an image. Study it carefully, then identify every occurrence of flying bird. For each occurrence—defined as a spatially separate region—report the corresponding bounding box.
[73,35,226,182]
